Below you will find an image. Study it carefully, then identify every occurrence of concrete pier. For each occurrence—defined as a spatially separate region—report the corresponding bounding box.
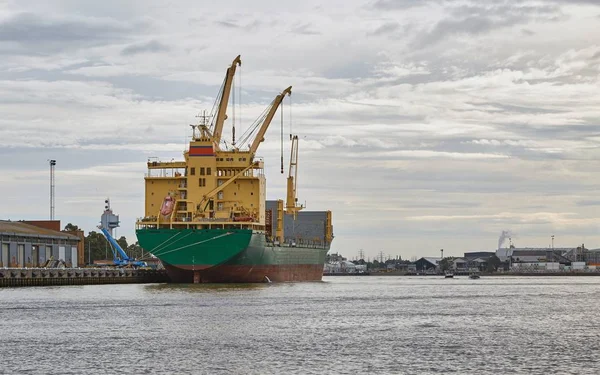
[0,268,169,287]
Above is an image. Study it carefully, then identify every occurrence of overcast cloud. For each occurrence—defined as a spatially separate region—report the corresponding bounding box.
[1,0,599,259]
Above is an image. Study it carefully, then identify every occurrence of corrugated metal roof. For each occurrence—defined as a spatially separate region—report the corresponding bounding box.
[423,257,442,265]
[0,220,80,240]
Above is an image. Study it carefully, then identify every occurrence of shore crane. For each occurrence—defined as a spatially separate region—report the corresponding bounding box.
[212,55,242,150]
[98,226,147,268]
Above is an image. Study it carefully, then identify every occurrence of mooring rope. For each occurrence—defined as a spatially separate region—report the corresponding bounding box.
[147,231,184,254]
[151,232,234,258]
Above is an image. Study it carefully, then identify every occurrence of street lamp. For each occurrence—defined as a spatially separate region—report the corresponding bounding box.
[551,235,554,250]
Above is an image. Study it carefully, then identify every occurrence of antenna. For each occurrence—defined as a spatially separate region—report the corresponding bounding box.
[49,159,56,220]
[196,110,212,126]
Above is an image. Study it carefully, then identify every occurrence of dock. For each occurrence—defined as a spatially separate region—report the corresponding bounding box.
[0,268,169,287]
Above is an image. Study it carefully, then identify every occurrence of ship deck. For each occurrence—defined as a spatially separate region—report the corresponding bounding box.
[136,220,265,231]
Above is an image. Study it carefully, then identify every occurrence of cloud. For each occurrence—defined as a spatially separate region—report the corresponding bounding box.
[0,0,599,258]
[371,0,428,10]
[521,28,535,36]
[0,12,139,49]
[414,3,563,46]
[216,20,239,28]
[291,22,321,35]
[369,22,400,36]
[121,40,170,56]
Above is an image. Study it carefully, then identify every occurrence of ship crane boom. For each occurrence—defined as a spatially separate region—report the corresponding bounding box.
[247,86,292,158]
[286,134,303,216]
[212,55,242,150]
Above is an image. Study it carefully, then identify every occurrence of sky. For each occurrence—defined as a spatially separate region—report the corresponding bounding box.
[1,0,599,260]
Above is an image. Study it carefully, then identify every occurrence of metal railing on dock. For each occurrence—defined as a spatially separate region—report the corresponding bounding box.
[0,268,169,288]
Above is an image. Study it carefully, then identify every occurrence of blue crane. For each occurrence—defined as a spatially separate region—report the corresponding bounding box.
[97,225,147,268]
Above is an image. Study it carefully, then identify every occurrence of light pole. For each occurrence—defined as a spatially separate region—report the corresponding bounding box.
[551,235,554,250]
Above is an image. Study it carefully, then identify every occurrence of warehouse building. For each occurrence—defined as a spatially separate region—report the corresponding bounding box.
[0,220,81,268]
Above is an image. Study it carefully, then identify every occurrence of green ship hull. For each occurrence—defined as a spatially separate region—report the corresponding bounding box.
[136,228,329,283]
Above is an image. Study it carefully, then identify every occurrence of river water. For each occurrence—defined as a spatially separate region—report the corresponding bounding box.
[1,276,599,374]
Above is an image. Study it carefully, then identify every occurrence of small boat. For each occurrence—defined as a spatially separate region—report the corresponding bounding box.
[469,273,480,279]
[444,271,454,278]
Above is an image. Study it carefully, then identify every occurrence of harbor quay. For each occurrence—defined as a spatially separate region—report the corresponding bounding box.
[0,267,168,288]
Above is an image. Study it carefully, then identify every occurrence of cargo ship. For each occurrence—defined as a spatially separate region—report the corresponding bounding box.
[135,55,333,283]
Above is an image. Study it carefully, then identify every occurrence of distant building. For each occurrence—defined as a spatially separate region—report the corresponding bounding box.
[469,257,489,271]
[496,248,574,264]
[414,257,441,271]
[464,251,495,259]
[324,260,357,274]
[0,220,81,267]
[450,258,468,271]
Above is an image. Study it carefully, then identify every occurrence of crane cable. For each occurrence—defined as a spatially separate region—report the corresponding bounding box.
[236,102,271,147]
[280,99,284,174]
[239,67,242,146]
[232,71,236,147]
[208,75,226,133]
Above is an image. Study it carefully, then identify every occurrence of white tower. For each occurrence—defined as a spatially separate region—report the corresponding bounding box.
[101,198,120,236]
[49,159,56,220]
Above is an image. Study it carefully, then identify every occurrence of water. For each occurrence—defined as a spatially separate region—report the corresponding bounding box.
[1,276,599,374]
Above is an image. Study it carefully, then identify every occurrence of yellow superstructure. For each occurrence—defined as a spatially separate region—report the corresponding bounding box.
[141,124,266,230]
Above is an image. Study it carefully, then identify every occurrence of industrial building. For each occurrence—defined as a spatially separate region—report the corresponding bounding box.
[414,257,441,272]
[0,221,82,268]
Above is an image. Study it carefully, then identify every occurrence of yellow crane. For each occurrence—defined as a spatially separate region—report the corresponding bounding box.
[247,86,292,158]
[212,55,242,149]
[286,134,303,216]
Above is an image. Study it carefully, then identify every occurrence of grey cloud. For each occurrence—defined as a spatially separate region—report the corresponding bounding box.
[322,61,374,79]
[216,20,240,28]
[449,4,561,19]
[121,40,170,56]
[0,12,135,45]
[417,16,496,46]
[415,3,563,46]
[577,200,600,206]
[215,19,263,31]
[369,22,400,36]
[371,0,428,10]
[291,23,320,35]
[521,29,535,36]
